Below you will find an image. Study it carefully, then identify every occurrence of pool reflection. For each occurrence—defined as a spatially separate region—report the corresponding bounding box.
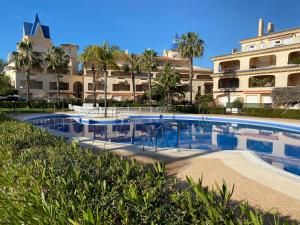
[30,117,300,176]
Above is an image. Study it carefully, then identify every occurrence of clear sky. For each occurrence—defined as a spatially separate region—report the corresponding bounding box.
[1,0,300,68]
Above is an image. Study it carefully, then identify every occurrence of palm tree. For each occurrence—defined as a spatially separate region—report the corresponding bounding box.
[11,39,43,105]
[141,49,157,106]
[178,32,204,105]
[0,59,6,75]
[123,54,140,101]
[45,46,70,105]
[155,62,180,109]
[98,42,120,117]
[80,45,102,107]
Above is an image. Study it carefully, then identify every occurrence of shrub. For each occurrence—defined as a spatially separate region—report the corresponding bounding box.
[231,99,243,109]
[173,105,198,114]
[241,108,300,119]
[0,113,295,224]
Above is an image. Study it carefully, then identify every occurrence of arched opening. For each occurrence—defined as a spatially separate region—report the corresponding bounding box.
[287,73,300,86]
[73,81,83,99]
[288,51,300,64]
[248,75,275,88]
[249,55,276,69]
[219,60,240,73]
[218,78,239,89]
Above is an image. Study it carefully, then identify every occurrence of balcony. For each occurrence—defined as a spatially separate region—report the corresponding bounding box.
[218,78,239,89]
[219,60,240,74]
[248,75,275,88]
[249,55,276,69]
[288,51,300,65]
[287,73,300,86]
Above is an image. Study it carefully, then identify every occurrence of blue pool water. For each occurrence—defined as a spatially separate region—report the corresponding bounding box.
[29,116,300,177]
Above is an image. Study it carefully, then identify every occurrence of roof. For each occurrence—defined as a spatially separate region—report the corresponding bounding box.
[240,26,300,44]
[23,13,50,39]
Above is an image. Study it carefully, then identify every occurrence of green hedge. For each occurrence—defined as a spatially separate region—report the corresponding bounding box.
[0,114,295,224]
[173,105,225,114]
[241,108,300,120]
[0,101,69,108]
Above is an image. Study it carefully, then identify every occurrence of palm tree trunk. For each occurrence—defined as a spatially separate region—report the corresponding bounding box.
[26,70,30,107]
[131,72,136,101]
[56,73,60,107]
[189,58,193,105]
[104,69,108,118]
[92,67,96,107]
[148,72,152,106]
[167,89,171,111]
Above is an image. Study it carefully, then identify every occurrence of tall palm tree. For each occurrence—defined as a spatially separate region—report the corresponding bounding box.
[0,59,6,75]
[141,49,157,106]
[178,32,204,105]
[98,42,120,117]
[122,54,140,101]
[80,45,102,107]
[45,46,70,105]
[11,39,43,104]
[155,62,180,108]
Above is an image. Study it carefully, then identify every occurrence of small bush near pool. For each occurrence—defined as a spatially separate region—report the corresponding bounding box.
[0,113,296,224]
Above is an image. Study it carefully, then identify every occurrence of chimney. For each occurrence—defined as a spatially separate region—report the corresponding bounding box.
[267,22,274,34]
[258,18,264,37]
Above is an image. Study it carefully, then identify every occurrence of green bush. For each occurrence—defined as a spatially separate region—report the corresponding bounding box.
[173,105,198,114]
[0,113,295,224]
[0,100,71,109]
[241,108,300,119]
[230,99,243,109]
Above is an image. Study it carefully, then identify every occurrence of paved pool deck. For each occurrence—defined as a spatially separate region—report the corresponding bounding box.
[18,112,300,221]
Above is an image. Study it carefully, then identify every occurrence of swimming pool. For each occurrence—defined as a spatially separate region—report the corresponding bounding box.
[29,115,300,177]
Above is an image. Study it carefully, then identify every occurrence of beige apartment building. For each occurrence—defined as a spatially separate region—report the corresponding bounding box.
[6,15,212,102]
[83,34,212,102]
[211,19,300,107]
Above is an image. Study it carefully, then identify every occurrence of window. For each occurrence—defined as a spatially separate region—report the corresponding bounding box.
[136,84,149,92]
[197,86,201,93]
[49,82,69,90]
[111,71,130,77]
[88,82,104,91]
[113,84,130,91]
[20,80,43,89]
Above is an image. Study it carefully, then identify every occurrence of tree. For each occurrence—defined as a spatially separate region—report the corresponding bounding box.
[272,86,300,109]
[0,59,6,74]
[80,45,102,107]
[141,49,158,106]
[0,59,17,96]
[45,46,70,105]
[154,62,180,108]
[11,40,43,105]
[98,42,121,117]
[123,54,141,101]
[178,32,204,105]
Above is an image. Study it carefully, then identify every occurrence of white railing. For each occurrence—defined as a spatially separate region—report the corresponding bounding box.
[70,105,168,115]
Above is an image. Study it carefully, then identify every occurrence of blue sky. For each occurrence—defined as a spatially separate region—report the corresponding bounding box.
[1,0,300,68]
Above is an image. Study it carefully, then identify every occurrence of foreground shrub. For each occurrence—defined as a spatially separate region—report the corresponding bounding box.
[0,113,296,224]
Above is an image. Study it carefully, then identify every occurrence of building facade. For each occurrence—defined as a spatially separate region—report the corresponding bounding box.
[82,34,212,102]
[6,14,83,101]
[6,15,212,103]
[211,19,300,107]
